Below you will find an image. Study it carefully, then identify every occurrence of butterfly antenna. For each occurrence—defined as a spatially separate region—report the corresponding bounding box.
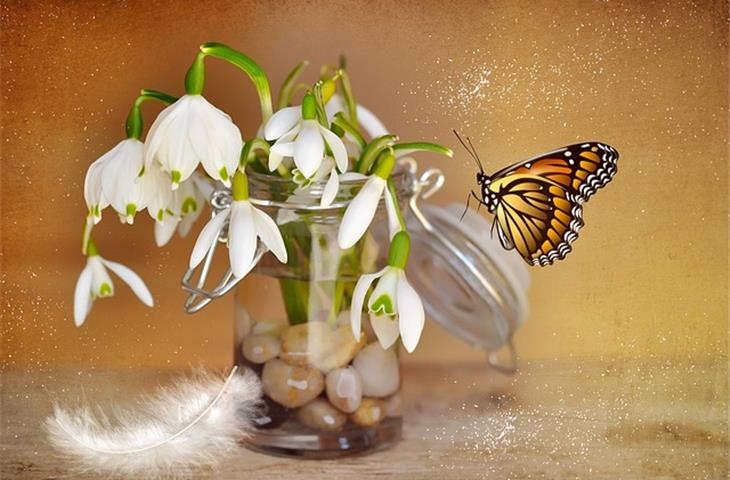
[453,129,484,173]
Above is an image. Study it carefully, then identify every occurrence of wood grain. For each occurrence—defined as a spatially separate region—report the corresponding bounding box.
[1,359,726,479]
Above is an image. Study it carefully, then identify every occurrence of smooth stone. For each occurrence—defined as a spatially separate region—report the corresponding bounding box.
[280,322,333,366]
[242,334,280,364]
[312,323,366,373]
[261,359,324,408]
[352,343,400,397]
[349,397,386,427]
[234,303,253,345]
[252,317,287,337]
[297,398,347,432]
[384,392,403,417]
[325,367,363,413]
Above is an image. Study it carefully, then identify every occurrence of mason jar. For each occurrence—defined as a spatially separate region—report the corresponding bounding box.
[230,160,530,458]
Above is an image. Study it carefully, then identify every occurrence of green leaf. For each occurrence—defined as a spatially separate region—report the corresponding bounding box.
[277,61,309,110]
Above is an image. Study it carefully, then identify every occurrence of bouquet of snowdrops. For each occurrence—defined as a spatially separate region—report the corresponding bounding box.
[74,41,451,353]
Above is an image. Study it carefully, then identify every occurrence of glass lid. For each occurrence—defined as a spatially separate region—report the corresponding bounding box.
[403,166,530,369]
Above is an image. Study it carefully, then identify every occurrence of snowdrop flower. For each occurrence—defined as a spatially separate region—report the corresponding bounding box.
[154,173,212,247]
[144,95,242,189]
[73,241,153,327]
[97,138,147,224]
[337,151,398,249]
[264,94,347,179]
[350,232,424,353]
[189,171,287,278]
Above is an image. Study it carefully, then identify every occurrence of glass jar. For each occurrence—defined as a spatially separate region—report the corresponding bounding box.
[233,167,413,458]
[214,160,530,458]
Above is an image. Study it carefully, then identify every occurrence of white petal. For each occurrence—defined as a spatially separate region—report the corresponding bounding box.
[189,209,229,269]
[318,125,348,173]
[321,169,339,207]
[384,186,400,241]
[356,103,389,138]
[141,165,173,223]
[228,201,257,278]
[102,258,154,307]
[369,313,400,350]
[367,267,399,314]
[349,267,387,340]
[270,141,296,158]
[324,94,346,121]
[73,264,93,327]
[101,139,146,215]
[264,106,301,140]
[177,202,204,238]
[143,96,189,171]
[337,176,386,249]
[154,217,179,247]
[294,121,324,178]
[89,256,114,297]
[396,271,425,353]
[84,152,111,221]
[250,204,288,263]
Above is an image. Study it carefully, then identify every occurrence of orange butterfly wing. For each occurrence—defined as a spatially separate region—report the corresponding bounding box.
[490,142,618,205]
[490,175,584,266]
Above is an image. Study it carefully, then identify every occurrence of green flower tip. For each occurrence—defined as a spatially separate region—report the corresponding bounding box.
[370,293,395,316]
[219,167,229,182]
[171,170,182,185]
[302,94,317,120]
[387,231,410,269]
[232,170,249,201]
[86,239,99,257]
[99,283,113,297]
[181,197,197,215]
[126,203,137,219]
[185,52,206,95]
[373,151,396,180]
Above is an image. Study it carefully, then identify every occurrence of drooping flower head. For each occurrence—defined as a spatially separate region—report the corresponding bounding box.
[73,241,154,327]
[350,232,425,353]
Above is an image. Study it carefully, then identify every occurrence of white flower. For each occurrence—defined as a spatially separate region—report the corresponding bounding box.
[189,199,287,279]
[350,265,425,353]
[83,155,109,224]
[73,247,154,327]
[264,98,347,179]
[144,95,242,189]
[154,173,212,247]
[337,173,399,249]
[95,138,147,224]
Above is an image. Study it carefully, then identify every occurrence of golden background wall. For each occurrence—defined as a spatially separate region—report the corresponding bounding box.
[1,0,727,369]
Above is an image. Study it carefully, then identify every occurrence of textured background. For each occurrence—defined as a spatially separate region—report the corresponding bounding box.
[1,0,727,369]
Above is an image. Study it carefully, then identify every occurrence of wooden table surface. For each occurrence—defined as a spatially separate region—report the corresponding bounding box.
[1,358,727,479]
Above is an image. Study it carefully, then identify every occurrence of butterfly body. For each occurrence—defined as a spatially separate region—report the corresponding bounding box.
[457,133,618,267]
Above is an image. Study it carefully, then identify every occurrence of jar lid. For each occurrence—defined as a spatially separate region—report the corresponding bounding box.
[403,168,530,370]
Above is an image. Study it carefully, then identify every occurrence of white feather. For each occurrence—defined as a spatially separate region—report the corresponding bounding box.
[45,366,261,479]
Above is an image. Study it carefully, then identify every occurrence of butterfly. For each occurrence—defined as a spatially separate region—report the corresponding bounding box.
[454,131,619,266]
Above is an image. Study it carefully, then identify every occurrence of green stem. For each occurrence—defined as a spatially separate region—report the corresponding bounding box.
[356,134,398,174]
[332,112,366,150]
[199,42,273,122]
[387,178,407,231]
[393,142,453,158]
[277,61,309,110]
[339,69,358,129]
[125,89,179,139]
